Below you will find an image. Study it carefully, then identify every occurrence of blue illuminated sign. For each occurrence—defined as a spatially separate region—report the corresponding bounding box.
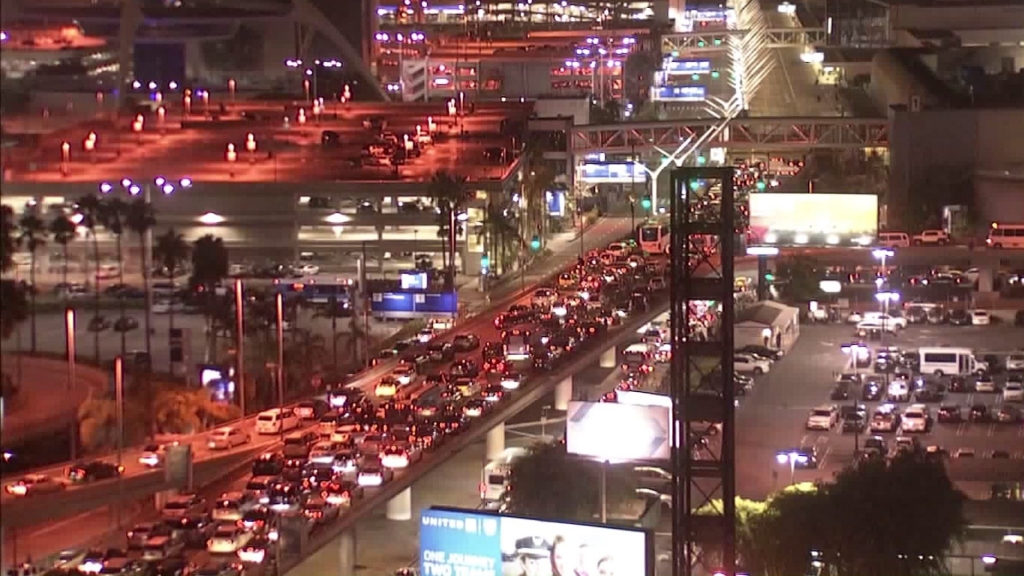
[420,508,652,576]
[651,85,707,102]
[545,189,566,216]
[370,291,457,319]
[580,163,648,184]
[664,59,711,74]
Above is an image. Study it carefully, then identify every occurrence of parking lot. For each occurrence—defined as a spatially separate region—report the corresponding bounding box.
[735,321,1024,500]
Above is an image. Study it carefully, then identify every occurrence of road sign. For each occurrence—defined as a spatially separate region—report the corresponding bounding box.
[566,401,670,461]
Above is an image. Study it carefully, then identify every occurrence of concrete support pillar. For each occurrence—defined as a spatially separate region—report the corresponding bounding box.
[486,423,505,460]
[757,255,769,301]
[600,347,617,368]
[554,376,572,411]
[386,488,412,521]
[977,267,995,293]
[154,489,177,510]
[338,529,357,576]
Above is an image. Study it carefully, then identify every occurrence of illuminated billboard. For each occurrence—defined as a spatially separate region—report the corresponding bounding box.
[566,401,670,461]
[579,163,648,184]
[748,193,877,247]
[651,85,706,102]
[664,59,711,75]
[420,507,653,576]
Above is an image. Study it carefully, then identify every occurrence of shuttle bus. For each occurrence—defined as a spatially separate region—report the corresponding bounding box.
[639,225,669,255]
[986,223,1024,249]
[480,447,529,506]
[918,347,987,376]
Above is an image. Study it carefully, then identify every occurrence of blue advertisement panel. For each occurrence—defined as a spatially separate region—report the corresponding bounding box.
[580,163,648,184]
[371,291,458,319]
[420,508,652,576]
[664,59,711,75]
[651,85,707,102]
[545,189,566,217]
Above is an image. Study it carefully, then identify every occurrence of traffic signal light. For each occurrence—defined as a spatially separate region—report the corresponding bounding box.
[696,155,706,165]
[640,196,652,210]
[481,254,490,269]
[691,74,700,81]
[530,236,541,251]
[711,70,720,79]
[756,180,767,191]
[764,273,775,282]
[697,40,706,48]
[713,38,722,46]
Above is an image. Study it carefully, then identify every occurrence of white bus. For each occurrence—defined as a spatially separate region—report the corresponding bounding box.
[639,225,670,255]
[986,223,1024,249]
[918,347,987,377]
[480,447,529,505]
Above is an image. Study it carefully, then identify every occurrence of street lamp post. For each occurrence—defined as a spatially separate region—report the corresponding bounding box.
[841,343,867,454]
[60,141,70,177]
[65,308,78,461]
[114,355,125,529]
[245,133,257,164]
[234,279,246,417]
[275,292,285,441]
[226,144,238,178]
[776,451,799,485]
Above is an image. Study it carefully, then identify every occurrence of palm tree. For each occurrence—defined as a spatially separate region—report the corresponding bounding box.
[480,202,524,275]
[154,228,190,351]
[17,212,48,352]
[99,197,131,356]
[521,149,555,246]
[428,170,468,289]
[125,198,157,360]
[190,234,229,362]
[76,193,105,361]
[49,213,77,295]
[1,206,29,342]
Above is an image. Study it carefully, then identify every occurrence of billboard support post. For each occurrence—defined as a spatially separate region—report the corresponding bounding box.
[486,423,505,460]
[600,346,617,368]
[338,529,356,576]
[756,255,768,301]
[669,167,736,576]
[554,376,572,411]
[386,488,413,521]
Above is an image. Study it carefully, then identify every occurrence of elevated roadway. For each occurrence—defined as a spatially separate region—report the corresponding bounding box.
[781,246,1024,268]
[570,117,889,154]
[0,218,631,529]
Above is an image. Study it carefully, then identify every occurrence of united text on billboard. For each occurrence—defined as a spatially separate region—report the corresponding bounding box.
[419,507,652,576]
[748,193,877,247]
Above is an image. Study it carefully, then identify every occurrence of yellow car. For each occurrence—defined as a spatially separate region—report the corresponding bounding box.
[375,377,399,398]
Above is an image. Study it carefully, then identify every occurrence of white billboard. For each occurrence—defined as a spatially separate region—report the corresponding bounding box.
[566,401,670,461]
[748,193,877,247]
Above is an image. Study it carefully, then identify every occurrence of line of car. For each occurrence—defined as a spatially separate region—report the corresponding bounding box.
[32,238,668,576]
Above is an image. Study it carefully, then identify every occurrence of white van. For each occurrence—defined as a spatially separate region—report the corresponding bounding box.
[481,447,528,505]
[918,347,987,377]
[862,312,907,330]
[986,223,1024,249]
[876,232,910,248]
[255,408,300,435]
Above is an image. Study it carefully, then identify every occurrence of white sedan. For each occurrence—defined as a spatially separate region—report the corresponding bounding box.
[970,310,991,325]
[207,525,253,554]
[293,263,320,276]
[152,300,185,314]
[390,364,416,386]
[734,354,771,375]
[1007,352,1024,372]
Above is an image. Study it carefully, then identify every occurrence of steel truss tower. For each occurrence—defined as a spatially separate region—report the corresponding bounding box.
[669,167,737,576]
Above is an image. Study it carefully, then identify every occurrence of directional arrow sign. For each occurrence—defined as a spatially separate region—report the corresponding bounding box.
[566,401,670,461]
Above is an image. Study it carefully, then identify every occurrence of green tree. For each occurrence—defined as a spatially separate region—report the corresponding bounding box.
[76,193,105,361]
[17,211,48,352]
[1,205,16,271]
[48,213,77,293]
[428,170,468,289]
[190,234,229,361]
[775,255,821,302]
[153,228,189,344]
[505,441,636,523]
[520,148,556,248]
[744,489,830,576]
[99,196,132,356]
[480,202,524,275]
[125,198,157,360]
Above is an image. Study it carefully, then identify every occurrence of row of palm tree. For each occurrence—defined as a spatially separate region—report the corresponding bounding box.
[426,154,553,281]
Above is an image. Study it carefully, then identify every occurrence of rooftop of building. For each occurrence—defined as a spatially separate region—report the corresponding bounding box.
[0,100,533,185]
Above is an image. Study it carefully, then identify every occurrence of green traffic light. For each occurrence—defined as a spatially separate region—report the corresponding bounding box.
[713,38,722,46]
[697,41,706,47]
[640,197,652,210]
[530,236,541,251]
[711,70,720,78]
[764,273,775,282]
[756,181,767,191]
[691,74,700,81]
[481,255,490,268]
[696,155,706,165]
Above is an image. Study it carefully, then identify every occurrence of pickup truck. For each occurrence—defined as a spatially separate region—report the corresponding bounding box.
[912,230,950,245]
